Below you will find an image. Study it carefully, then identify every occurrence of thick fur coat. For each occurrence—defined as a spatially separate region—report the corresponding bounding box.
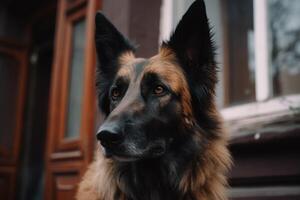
[77,0,231,199]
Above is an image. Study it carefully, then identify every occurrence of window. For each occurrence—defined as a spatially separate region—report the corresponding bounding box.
[222,0,255,105]
[159,0,300,123]
[268,0,300,97]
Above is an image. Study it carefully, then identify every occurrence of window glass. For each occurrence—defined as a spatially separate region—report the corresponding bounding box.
[65,19,86,139]
[268,0,300,96]
[223,0,256,105]
[0,54,19,150]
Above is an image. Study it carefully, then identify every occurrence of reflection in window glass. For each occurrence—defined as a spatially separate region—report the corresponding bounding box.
[65,19,86,139]
[0,54,19,150]
[268,0,300,96]
[223,0,256,105]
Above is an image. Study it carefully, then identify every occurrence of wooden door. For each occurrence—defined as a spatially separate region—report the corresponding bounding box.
[0,41,28,200]
[45,0,100,199]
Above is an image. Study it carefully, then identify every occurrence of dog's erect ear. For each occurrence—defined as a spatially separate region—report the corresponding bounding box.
[95,12,135,77]
[95,12,135,115]
[166,0,215,71]
[165,0,217,127]
[165,0,217,93]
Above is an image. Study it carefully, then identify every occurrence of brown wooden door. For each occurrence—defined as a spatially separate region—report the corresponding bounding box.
[0,42,28,200]
[44,0,100,199]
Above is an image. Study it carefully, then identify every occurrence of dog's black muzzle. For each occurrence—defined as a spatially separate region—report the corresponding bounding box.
[96,123,124,148]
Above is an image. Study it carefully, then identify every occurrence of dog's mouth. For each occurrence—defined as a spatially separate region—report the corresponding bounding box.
[100,142,166,162]
[101,146,140,162]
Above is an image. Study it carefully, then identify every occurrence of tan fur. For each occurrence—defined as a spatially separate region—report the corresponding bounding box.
[146,47,193,119]
[179,135,231,200]
[117,52,136,77]
[119,51,136,66]
[77,148,118,200]
[117,48,193,121]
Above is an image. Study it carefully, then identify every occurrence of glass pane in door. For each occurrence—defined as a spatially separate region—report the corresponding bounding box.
[65,19,86,139]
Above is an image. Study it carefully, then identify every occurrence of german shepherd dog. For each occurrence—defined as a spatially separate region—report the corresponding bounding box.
[77,0,231,199]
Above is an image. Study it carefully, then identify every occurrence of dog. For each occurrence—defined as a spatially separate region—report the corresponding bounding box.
[77,0,231,199]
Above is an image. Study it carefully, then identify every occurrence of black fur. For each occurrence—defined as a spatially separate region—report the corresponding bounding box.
[95,12,135,114]
[88,1,229,200]
[166,0,219,138]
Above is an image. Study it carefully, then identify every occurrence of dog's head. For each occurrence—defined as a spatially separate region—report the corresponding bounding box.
[95,0,217,162]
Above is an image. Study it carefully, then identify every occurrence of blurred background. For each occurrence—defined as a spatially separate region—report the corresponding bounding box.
[0,0,300,199]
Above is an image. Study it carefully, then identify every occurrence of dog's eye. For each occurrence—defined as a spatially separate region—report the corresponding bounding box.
[111,88,121,100]
[153,85,165,95]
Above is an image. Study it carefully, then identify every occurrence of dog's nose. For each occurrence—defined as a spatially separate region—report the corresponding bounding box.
[97,129,123,147]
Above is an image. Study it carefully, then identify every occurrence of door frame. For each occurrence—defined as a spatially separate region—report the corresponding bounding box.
[44,0,101,199]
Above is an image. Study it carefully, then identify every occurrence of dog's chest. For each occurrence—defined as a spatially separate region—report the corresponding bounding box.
[117,162,181,200]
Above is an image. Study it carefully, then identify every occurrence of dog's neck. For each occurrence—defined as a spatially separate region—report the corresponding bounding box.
[92,126,230,200]
[115,159,180,200]
[113,132,201,200]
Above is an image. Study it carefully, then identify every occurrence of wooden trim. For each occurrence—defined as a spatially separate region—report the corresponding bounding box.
[50,151,82,160]
[57,7,87,152]
[57,6,74,150]
[81,0,101,165]
[44,0,67,198]
[45,0,65,160]
[57,9,78,150]
[45,0,100,161]
[46,161,83,200]
[222,94,300,138]
[66,0,87,13]
[45,1,101,199]
[229,186,300,199]
[230,123,300,145]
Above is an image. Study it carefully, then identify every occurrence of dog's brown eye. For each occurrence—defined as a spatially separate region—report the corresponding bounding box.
[153,85,164,95]
[111,88,121,100]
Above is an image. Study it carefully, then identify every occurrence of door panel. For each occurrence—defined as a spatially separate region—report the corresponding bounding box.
[0,44,28,200]
[45,0,100,199]
[0,55,19,154]
[47,162,82,200]
[0,48,26,162]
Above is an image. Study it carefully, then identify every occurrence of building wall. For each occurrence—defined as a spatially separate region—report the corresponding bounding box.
[102,0,162,57]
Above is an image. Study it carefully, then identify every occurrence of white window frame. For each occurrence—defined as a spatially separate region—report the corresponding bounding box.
[160,0,300,133]
[159,0,173,43]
